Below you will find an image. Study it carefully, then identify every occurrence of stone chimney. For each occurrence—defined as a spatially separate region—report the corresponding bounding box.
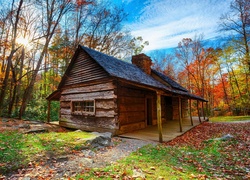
[132,53,152,75]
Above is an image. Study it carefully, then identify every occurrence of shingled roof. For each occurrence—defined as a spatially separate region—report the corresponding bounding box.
[81,46,206,101]
[151,69,188,92]
[81,46,169,91]
[48,45,207,102]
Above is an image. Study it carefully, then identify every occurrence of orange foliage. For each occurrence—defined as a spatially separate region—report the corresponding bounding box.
[178,47,216,99]
[76,0,93,8]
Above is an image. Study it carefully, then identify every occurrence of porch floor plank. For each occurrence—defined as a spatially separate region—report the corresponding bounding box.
[119,117,208,142]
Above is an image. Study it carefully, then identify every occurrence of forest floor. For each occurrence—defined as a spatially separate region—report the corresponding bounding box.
[0,119,156,179]
[0,118,250,179]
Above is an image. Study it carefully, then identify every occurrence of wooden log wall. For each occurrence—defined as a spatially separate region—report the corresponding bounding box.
[160,96,167,122]
[172,97,179,120]
[59,81,118,134]
[172,97,189,120]
[181,99,188,119]
[117,82,156,134]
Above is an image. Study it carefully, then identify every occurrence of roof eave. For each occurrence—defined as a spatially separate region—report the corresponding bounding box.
[46,90,61,101]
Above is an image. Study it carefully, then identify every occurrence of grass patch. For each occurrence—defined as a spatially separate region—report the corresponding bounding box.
[76,144,215,179]
[76,136,249,179]
[210,116,250,122]
[0,131,25,173]
[0,131,93,174]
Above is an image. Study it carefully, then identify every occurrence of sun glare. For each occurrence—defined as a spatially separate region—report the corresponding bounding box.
[16,37,29,46]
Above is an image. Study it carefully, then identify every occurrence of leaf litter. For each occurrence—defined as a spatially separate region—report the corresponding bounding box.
[1,118,249,179]
[165,121,250,179]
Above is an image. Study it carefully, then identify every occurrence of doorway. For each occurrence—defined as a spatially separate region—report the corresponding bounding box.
[165,96,173,120]
[146,98,153,125]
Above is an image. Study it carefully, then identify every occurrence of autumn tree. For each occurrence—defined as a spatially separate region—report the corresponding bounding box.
[218,0,250,115]
[213,48,231,111]
[220,44,250,114]
[129,36,149,56]
[71,0,94,49]
[175,35,219,115]
[150,50,177,80]
[0,0,24,115]
[18,0,75,118]
[0,0,149,120]
[175,38,193,91]
[220,0,250,71]
[79,1,133,58]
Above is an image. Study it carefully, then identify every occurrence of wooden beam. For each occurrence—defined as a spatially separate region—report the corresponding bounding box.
[119,78,166,95]
[189,99,193,126]
[47,100,51,123]
[179,97,183,132]
[156,93,163,143]
[197,100,201,123]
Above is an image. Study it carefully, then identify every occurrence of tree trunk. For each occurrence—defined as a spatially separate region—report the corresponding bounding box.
[8,82,17,117]
[0,0,23,115]
[0,51,16,114]
[19,42,49,119]
[8,62,18,117]
[218,62,230,111]
[15,47,25,110]
[18,0,71,118]
[230,66,244,104]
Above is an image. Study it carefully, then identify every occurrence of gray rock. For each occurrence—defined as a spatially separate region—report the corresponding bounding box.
[220,134,234,141]
[18,124,31,129]
[91,132,112,138]
[24,128,48,134]
[207,134,234,142]
[89,136,111,148]
[2,118,9,122]
[86,132,112,148]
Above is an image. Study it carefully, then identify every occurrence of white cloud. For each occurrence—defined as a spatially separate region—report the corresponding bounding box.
[127,0,232,51]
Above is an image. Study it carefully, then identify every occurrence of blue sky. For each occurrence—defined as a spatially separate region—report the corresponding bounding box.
[113,0,232,52]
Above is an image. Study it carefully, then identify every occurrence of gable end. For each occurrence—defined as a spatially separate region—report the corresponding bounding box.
[63,50,109,87]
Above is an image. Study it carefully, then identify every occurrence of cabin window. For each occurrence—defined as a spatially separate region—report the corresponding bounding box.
[71,100,95,115]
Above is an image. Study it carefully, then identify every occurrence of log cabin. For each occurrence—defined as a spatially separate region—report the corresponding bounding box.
[47,45,207,138]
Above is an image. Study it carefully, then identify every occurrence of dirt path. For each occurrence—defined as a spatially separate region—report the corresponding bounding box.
[6,137,157,180]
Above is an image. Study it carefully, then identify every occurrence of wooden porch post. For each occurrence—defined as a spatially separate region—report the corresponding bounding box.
[202,101,205,120]
[179,97,183,132]
[47,100,51,123]
[206,102,209,121]
[197,100,201,123]
[156,93,163,143]
[189,99,193,126]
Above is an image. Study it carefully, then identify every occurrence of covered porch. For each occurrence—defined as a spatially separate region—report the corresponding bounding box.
[120,117,208,142]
